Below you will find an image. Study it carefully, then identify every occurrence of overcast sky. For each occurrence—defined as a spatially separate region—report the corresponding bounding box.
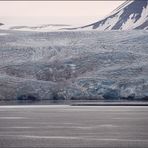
[0,1,125,25]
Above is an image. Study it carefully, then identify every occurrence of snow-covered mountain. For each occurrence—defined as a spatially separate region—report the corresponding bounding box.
[79,0,148,30]
[0,24,71,32]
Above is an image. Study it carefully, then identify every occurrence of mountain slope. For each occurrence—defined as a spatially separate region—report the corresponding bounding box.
[0,24,71,31]
[80,0,148,30]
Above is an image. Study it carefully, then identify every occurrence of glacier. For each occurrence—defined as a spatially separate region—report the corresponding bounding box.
[0,30,148,102]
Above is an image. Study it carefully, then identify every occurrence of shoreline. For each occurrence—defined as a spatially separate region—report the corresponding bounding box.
[0,101,148,106]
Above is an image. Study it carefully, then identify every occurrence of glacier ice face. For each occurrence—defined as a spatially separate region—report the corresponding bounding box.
[0,30,148,101]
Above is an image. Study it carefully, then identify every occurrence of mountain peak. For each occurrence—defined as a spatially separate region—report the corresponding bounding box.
[81,0,148,30]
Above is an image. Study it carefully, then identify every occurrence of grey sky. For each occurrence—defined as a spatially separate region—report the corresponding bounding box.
[0,1,125,25]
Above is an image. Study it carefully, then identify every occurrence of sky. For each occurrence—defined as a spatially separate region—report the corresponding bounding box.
[0,1,125,26]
